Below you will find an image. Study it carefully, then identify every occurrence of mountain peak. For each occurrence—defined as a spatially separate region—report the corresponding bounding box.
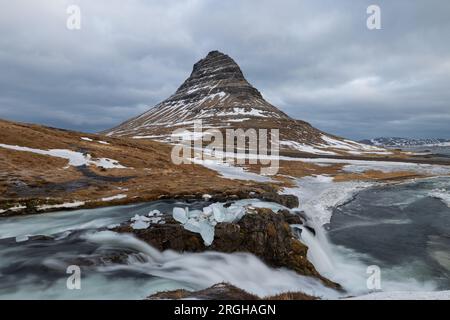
[175,50,257,98]
[105,50,296,138]
[191,50,244,79]
[104,51,389,157]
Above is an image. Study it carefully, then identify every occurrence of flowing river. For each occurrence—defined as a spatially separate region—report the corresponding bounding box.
[0,177,449,299]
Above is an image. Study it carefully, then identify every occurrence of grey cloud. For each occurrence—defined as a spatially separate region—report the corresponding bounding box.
[0,0,449,138]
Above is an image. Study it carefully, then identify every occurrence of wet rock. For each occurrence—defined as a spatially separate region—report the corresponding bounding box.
[258,192,299,209]
[113,207,339,289]
[147,282,316,300]
[148,283,258,300]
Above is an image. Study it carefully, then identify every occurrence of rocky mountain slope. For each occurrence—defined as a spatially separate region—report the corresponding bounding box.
[105,51,389,157]
[360,137,450,148]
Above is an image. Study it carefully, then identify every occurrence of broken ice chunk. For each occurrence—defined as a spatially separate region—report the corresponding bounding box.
[184,218,202,233]
[211,203,226,222]
[131,214,150,222]
[148,209,163,217]
[188,209,202,219]
[202,205,213,217]
[131,220,150,230]
[199,221,215,246]
[15,235,29,243]
[226,206,245,222]
[202,194,212,201]
[130,214,152,230]
[173,207,188,224]
[149,217,162,224]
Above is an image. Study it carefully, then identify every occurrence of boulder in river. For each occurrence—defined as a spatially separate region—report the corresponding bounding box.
[147,282,317,300]
[113,207,339,289]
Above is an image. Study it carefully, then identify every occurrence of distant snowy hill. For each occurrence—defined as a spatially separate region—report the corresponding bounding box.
[360,137,450,148]
[105,51,390,156]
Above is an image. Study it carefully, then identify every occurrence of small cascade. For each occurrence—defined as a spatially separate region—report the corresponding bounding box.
[293,224,335,276]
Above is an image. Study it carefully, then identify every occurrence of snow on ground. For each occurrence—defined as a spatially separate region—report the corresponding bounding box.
[190,147,450,181]
[191,158,273,182]
[132,135,168,140]
[280,140,337,155]
[346,290,450,300]
[321,135,384,151]
[0,205,26,214]
[0,143,126,169]
[101,194,127,202]
[170,130,213,141]
[37,201,85,211]
[276,155,450,176]
[81,137,110,145]
[226,118,251,122]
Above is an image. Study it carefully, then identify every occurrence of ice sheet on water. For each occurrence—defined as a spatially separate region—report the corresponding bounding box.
[283,175,374,226]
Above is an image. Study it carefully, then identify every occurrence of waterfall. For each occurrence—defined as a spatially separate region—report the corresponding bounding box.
[292,224,335,276]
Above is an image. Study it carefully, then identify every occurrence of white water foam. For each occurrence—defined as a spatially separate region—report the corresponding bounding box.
[284,175,440,296]
[84,231,341,299]
[428,189,450,207]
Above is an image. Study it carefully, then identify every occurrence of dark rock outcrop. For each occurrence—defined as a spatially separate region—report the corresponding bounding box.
[258,192,299,209]
[147,282,316,300]
[113,208,338,289]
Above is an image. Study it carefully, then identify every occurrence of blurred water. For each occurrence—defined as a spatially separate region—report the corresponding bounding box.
[328,177,450,291]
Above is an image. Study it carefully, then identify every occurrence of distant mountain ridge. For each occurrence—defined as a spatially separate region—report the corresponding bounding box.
[360,137,450,148]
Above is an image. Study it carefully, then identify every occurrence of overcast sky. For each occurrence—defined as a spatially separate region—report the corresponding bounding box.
[0,0,449,140]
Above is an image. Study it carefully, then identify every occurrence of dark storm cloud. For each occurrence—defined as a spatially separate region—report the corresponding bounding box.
[0,0,449,138]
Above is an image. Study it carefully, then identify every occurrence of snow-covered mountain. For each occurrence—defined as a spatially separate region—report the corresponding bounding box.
[105,51,388,156]
[360,137,450,148]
